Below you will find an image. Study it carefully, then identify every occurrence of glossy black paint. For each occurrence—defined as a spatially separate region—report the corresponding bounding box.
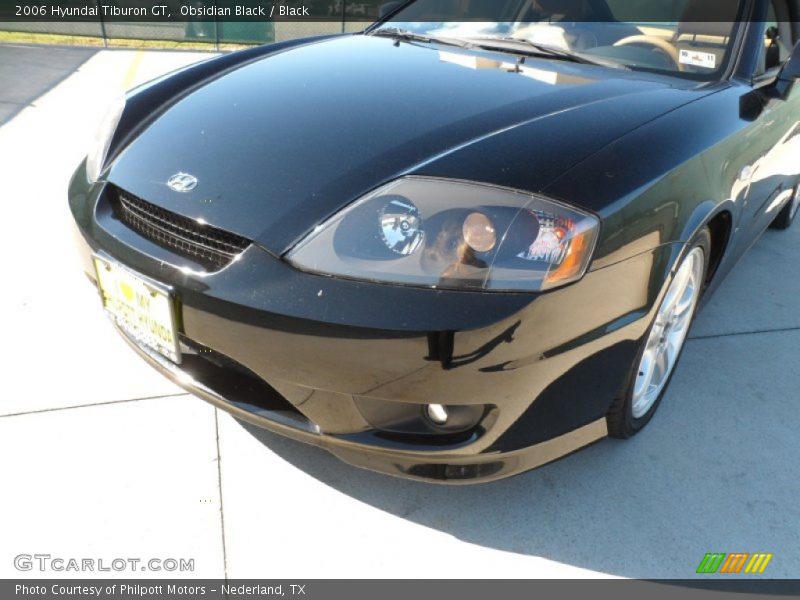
[105,34,716,255]
[70,5,800,483]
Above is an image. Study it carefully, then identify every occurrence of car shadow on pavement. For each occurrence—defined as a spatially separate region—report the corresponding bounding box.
[0,44,97,126]
[238,229,800,579]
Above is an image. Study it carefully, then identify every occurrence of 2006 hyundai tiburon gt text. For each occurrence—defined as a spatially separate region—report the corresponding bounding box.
[69,0,800,482]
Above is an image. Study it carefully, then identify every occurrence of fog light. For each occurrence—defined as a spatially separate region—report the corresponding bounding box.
[426,403,449,425]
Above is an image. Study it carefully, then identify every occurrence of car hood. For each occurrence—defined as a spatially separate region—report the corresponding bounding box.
[108,35,703,254]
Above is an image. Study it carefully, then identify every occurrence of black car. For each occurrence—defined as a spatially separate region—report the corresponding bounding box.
[69,0,800,483]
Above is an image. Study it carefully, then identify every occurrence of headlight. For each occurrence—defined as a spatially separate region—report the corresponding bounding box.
[86,94,126,183]
[287,177,599,292]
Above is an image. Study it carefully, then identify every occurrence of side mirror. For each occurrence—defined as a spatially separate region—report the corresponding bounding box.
[379,2,401,19]
[778,41,800,82]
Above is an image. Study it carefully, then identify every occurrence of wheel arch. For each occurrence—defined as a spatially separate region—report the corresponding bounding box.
[679,199,736,288]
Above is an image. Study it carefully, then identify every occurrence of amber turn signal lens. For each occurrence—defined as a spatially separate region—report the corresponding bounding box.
[543,230,593,287]
[462,212,497,253]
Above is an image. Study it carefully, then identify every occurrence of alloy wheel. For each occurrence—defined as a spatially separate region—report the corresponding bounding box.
[631,247,705,418]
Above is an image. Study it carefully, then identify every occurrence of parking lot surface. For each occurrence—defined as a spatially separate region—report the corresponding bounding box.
[1,44,798,579]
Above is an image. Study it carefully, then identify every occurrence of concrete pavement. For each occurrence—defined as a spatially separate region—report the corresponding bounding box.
[0,44,797,580]
[0,45,97,125]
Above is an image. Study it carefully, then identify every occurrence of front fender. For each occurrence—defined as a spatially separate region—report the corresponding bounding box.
[544,84,750,271]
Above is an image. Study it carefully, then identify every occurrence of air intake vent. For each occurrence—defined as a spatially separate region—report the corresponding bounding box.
[110,187,250,271]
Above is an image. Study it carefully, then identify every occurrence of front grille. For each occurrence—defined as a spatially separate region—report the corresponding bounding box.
[110,187,250,271]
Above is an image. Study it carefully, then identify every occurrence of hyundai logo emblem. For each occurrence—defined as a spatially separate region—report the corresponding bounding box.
[167,172,198,193]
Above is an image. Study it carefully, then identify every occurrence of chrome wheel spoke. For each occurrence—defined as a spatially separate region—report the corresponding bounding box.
[662,265,690,315]
[672,282,695,318]
[652,348,669,388]
[665,336,680,364]
[634,349,656,400]
[670,318,688,337]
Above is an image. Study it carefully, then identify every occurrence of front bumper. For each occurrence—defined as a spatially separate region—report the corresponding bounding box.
[70,168,679,483]
[116,321,608,483]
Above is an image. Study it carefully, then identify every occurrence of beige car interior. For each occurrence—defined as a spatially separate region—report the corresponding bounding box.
[412,0,797,75]
[508,0,795,74]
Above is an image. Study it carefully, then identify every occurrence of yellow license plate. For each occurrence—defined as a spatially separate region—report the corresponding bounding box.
[93,255,181,363]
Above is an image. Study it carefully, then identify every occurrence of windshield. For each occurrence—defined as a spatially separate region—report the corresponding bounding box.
[372,0,745,79]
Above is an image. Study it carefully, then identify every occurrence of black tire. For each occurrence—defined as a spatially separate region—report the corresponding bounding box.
[770,184,799,231]
[607,227,711,439]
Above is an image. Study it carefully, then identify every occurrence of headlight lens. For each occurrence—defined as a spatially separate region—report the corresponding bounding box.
[287,177,599,292]
[86,94,126,183]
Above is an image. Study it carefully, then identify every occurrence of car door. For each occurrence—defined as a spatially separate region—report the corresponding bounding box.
[736,0,800,241]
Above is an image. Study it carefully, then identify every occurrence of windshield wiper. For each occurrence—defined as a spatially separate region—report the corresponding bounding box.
[468,37,630,70]
[370,29,629,70]
[370,27,473,49]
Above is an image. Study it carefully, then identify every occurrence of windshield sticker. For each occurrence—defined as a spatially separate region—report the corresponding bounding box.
[679,49,717,69]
